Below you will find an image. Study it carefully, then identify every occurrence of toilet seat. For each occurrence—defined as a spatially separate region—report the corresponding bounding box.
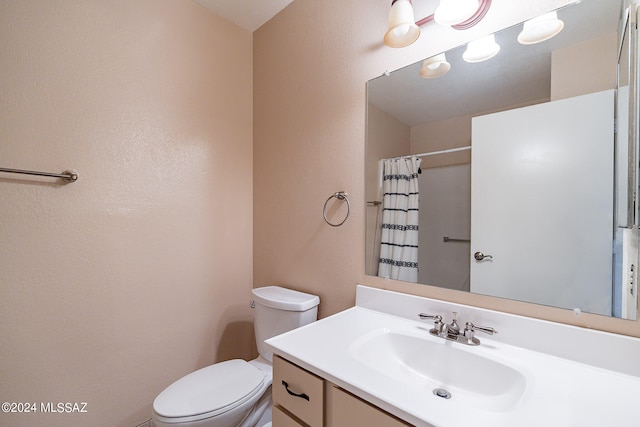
[153,359,267,423]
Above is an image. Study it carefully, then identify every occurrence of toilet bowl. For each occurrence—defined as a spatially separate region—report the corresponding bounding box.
[152,286,320,427]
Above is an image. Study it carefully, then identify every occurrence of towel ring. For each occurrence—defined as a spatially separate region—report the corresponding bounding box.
[323,191,350,227]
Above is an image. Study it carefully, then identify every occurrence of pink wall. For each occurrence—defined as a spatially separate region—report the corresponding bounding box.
[0,1,253,426]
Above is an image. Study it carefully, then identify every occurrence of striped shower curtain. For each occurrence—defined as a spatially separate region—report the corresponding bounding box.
[378,157,421,282]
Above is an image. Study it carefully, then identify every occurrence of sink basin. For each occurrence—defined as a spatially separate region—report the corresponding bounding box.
[349,328,528,411]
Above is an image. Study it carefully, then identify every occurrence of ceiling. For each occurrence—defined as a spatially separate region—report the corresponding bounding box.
[194,0,295,32]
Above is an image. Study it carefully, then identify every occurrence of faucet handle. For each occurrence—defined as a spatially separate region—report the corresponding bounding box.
[462,322,497,345]
[418,313,444,335]
[464,322,498,335]
[418,313,442,321]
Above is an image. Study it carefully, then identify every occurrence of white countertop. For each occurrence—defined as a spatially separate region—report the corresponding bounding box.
[265,286,640,427]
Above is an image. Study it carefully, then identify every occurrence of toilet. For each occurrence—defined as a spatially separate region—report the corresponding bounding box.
[151,286,320,427]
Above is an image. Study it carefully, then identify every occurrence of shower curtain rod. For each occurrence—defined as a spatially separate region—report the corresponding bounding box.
[412,146,471,158]
[385,146,471,161]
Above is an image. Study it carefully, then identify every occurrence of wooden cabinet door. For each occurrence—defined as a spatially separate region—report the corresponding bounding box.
[326,385,412,427]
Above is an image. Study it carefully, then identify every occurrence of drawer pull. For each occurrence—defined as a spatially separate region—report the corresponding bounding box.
[281,380,310,401]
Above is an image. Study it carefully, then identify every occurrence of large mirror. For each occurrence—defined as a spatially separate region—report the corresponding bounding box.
[366,0,639,320]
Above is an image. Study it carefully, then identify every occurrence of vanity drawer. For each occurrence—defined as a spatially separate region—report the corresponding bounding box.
[326,385,411,427]
[272,404,305,426]
[273,355,324,427]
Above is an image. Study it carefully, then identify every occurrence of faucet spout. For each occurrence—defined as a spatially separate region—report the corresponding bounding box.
[445,312,461,337]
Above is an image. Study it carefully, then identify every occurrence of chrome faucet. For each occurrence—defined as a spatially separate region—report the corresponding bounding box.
[418,312,497,346]
[445,312,461,338]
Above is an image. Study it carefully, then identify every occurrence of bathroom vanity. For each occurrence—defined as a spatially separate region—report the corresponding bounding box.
[272,355,410,427]
[265,286,640,427]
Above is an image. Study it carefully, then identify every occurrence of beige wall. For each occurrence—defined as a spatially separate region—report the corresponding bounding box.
[551,32,618,100]
[255,0,640,337]
[0,1,253,426]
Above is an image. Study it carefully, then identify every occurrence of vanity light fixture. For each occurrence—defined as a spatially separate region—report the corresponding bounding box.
[384,0,493,48]
[434,0,480,26]
[384,0,421,48]
[517,11,564,45]
[462,34,500,63]
[419,53,451,78]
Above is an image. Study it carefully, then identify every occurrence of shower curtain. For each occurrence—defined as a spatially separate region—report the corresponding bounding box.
[378,157,421,282]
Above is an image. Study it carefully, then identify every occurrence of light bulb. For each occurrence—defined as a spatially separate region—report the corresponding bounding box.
[518,11,564,45]
[392,24,411,38]
[384,0,420,48]
[463,34,500,63]
[419,53,451,79]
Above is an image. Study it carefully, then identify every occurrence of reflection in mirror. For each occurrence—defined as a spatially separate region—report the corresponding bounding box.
[365,0,639,320]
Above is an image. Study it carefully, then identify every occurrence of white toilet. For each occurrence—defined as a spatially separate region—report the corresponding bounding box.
[151,286,320,427]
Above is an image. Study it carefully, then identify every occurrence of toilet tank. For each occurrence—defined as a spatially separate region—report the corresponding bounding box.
[252,286,320,362]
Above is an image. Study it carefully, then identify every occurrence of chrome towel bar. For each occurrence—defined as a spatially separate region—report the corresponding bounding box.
[0,167,78,182]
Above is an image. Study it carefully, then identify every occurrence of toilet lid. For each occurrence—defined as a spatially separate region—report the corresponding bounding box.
[153,359,266,419]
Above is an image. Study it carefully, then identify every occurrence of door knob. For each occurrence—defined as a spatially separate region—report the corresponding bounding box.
[474,251,493,261]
